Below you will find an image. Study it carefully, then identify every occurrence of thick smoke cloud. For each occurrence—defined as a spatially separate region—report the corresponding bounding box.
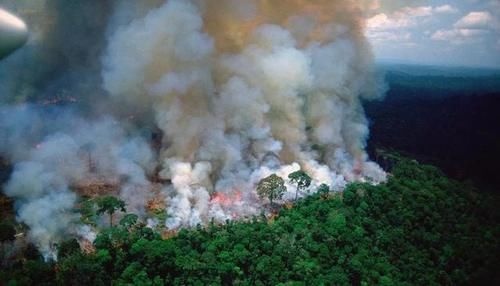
[2,112,155,258]
[1,0,386,258]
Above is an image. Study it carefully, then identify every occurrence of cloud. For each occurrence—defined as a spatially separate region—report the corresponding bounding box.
[435,5,459,14]
[367,5,461,32]
[431,28,488,43]
[367,13,406,30]
[366,1,500,67]
[404,6,434,17]
[366,5,440,43]
[373,0,428,13]
[367,6,433,30]
[367,30,411,42]
[431,10,499,45]
[454,11,496,29]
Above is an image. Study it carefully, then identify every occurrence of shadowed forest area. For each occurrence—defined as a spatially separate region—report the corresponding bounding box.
[366,64,500,191]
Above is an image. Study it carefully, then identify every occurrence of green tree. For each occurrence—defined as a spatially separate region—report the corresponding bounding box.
[257,174,286,205]
[120,213,139,229]
[288,170,312,201]
[57,238,81,258]
[79,197,98,226]
[96,196,126,227]
[317,184,330,199]
[56,251,110,285]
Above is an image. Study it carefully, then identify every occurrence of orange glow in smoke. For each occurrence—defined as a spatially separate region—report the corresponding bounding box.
[210,191,242,207]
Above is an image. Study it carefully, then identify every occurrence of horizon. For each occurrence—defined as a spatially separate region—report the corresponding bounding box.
[374,58,500,70]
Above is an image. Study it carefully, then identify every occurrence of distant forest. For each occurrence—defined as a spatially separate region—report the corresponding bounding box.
[366,64,500,191]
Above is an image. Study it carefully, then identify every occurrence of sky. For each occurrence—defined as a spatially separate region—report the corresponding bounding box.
[366,0,500,68]
[0,0,498,68]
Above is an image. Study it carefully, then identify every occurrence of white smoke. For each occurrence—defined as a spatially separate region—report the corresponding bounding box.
[102,0,385,225]
[3,116,155,256]
[1,0,386,258]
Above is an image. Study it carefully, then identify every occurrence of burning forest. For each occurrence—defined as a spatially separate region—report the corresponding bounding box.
[0,0,387,259]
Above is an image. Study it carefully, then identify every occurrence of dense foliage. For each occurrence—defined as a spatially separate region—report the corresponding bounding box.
[257,174,286,205]
[366,65,500,189]
[289,171,312,201]
[1,156,499,285]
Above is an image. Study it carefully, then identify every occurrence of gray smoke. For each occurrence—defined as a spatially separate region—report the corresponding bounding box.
[1,0,386,258]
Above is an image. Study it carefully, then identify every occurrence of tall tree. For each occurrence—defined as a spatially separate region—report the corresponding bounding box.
[257,174,286,205]
[317,184,330,199]
[96,196,126,227]
[288,170,312,201]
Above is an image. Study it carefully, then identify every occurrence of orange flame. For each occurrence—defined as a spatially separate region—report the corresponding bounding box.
[210,191,242,207]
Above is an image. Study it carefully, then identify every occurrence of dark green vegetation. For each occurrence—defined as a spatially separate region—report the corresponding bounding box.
[289,171,312,201]
[257,174,287,205]
[1,155,499,285]
[96,195,127,227]
[366,64,500,190]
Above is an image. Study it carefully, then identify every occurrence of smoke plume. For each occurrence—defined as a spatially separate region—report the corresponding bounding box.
[0,0,386,258]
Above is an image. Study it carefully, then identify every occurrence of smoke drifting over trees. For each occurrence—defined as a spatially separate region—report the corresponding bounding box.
[0,0,386,257]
